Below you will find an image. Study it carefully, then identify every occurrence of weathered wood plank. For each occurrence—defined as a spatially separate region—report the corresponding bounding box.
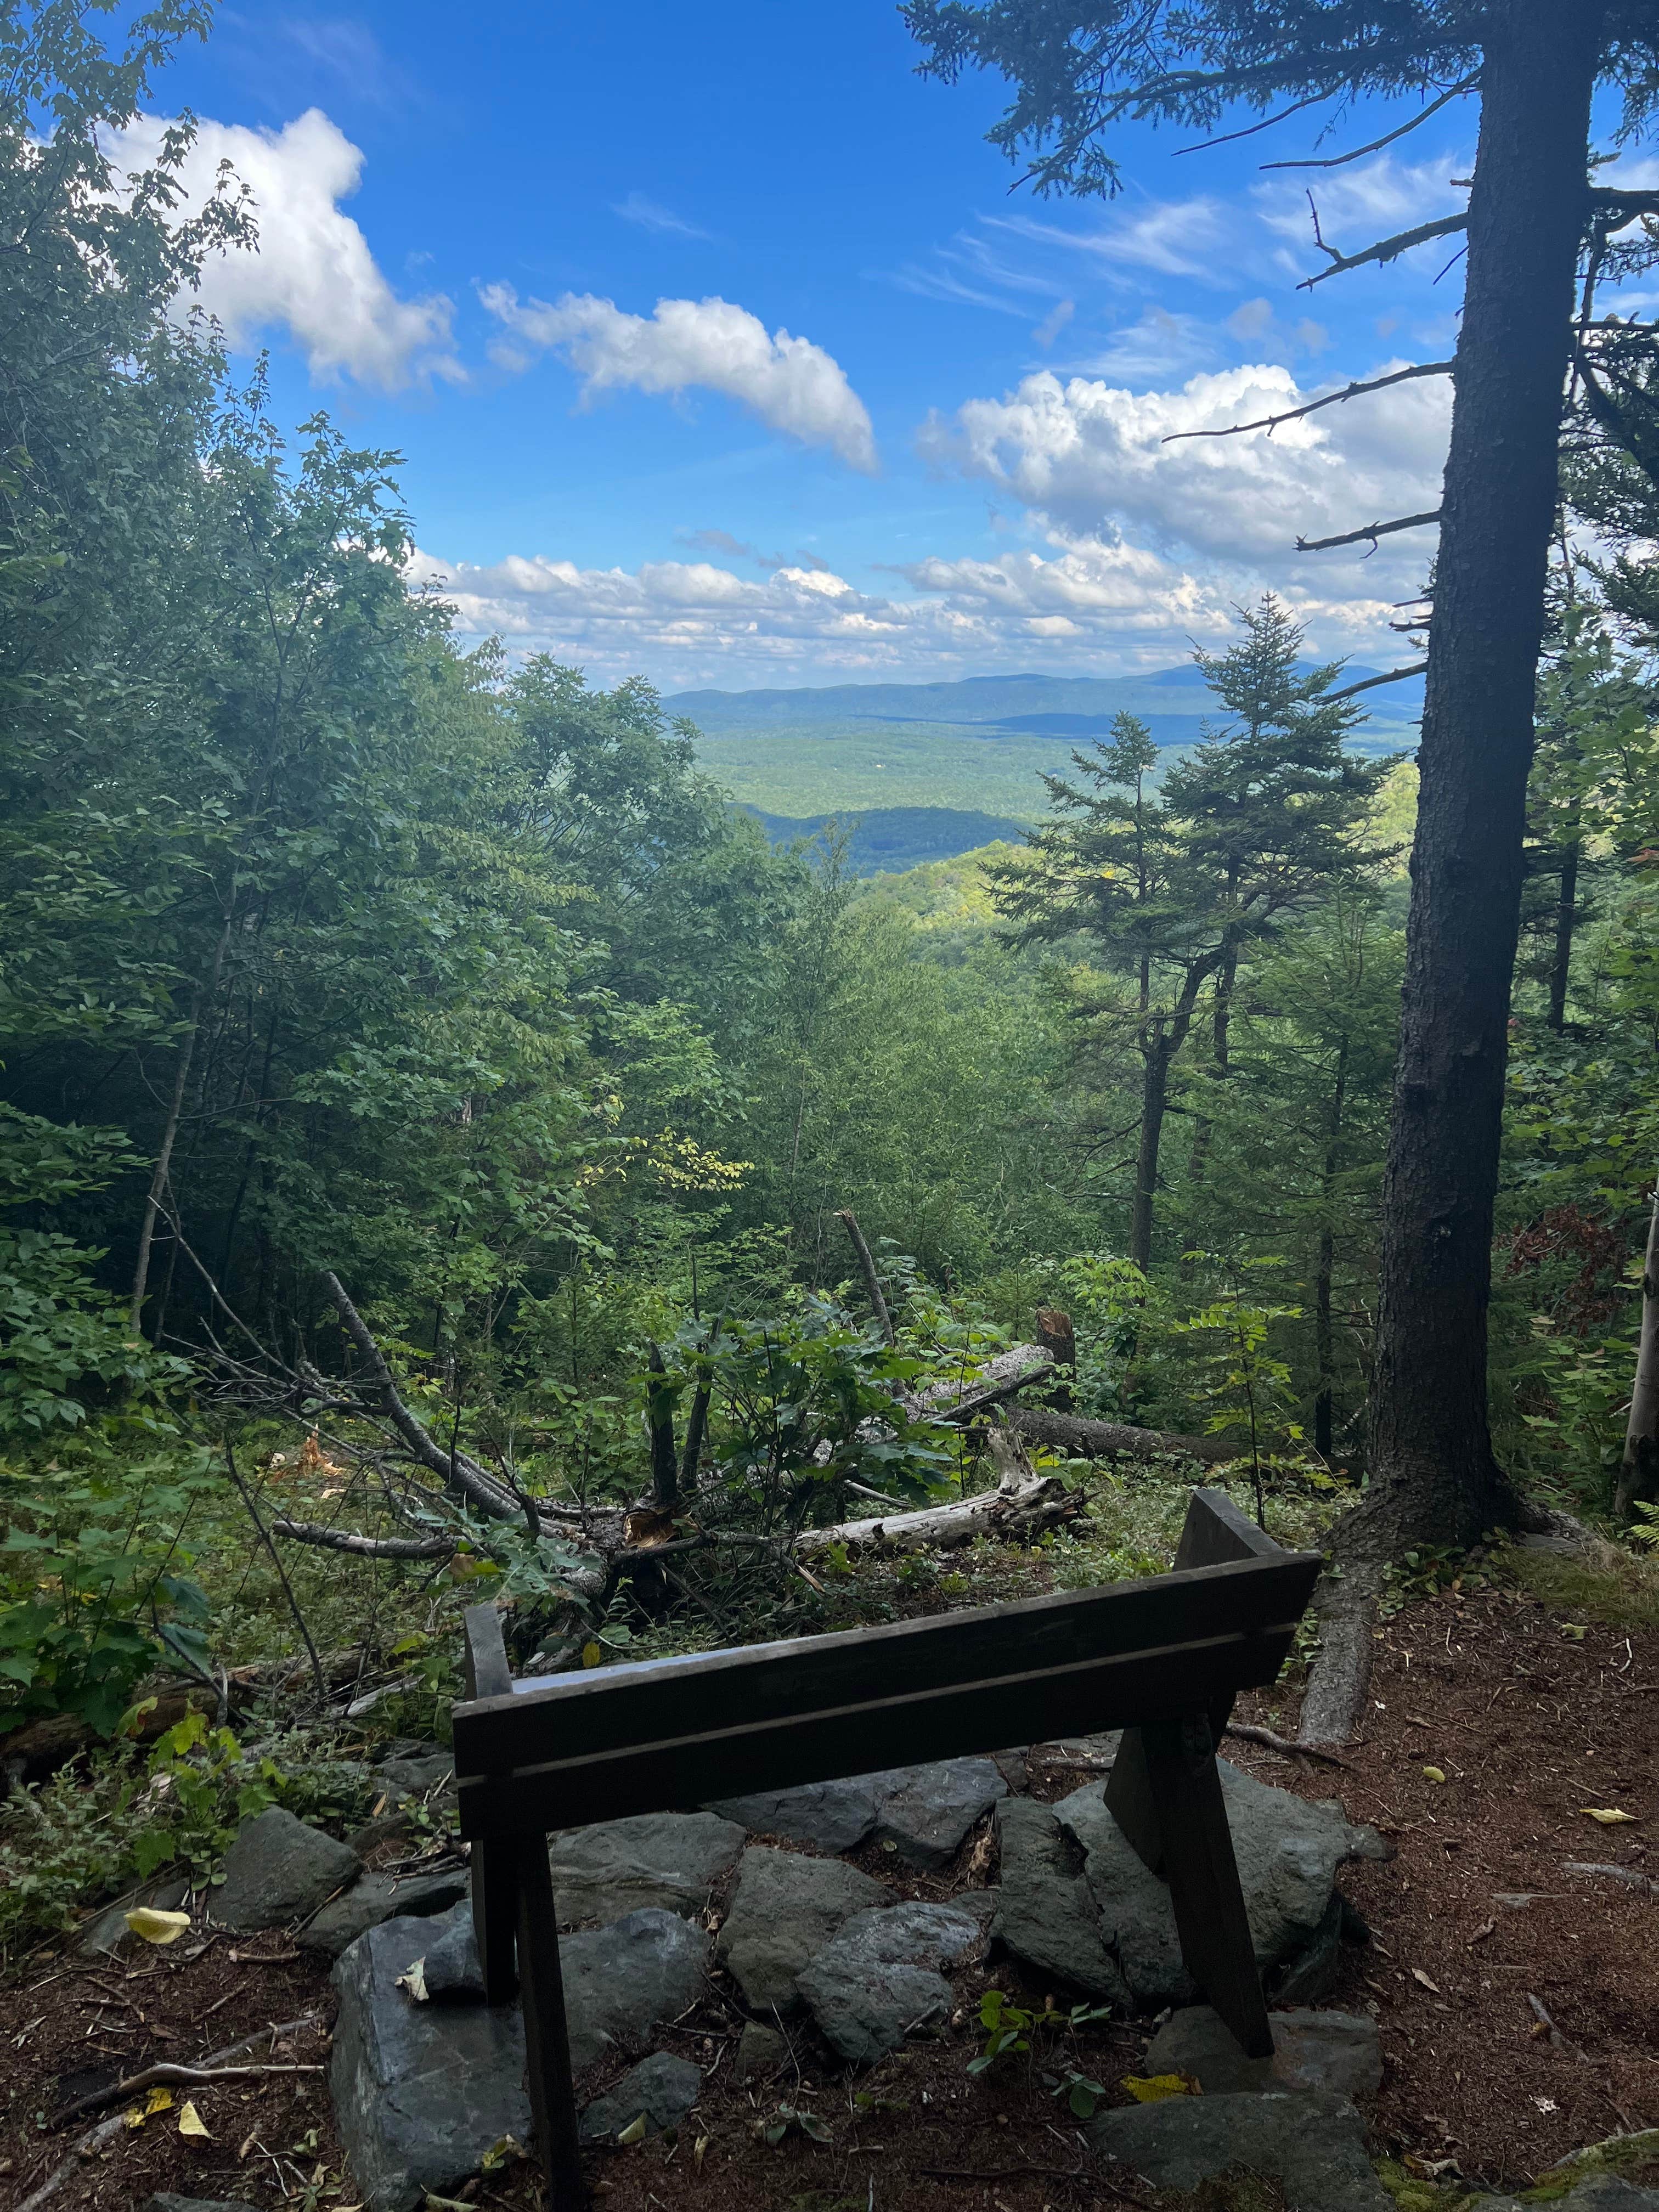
[454,1547,1318,1782]
[455,1616,1306,1836]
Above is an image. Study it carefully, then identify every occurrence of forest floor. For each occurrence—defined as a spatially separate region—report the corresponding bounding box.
[3,1551,1658,2212]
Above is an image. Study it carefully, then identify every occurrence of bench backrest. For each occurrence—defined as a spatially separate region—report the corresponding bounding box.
[451,1487,1319,1842]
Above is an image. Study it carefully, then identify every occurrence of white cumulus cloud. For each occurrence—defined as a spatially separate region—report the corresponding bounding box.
[918,358,1451,584]
[405,530,1399,692]
[478,288,878,472]
[109,109,458,389]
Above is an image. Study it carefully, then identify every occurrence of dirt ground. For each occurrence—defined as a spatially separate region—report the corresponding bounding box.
[3,1570,1657,2212]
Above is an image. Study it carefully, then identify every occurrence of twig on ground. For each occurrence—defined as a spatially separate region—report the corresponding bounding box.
[19,2013,323,2211]
[1527,1991,1591,2064]
[53,2057,324,2128]
[1225,1722,1353,1769]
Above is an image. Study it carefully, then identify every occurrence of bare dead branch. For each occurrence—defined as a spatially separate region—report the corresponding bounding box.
[1296,511,1441,553]
[1163,359,1453,444]
[1328,661,1429,701]
[1299,211,1468,290]
[835,1207,896,1346]
[1172,88,1329,157]
[1224,1721,1353,1769]
[270,1517,455,1560]
[320,1270,523,1523]
[223,1441,327,1704]
[1261,74,1480,171]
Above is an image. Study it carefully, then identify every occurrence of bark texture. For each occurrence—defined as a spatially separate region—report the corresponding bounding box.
[1615,1176,1659,1520]
[1364,2,1599,1551]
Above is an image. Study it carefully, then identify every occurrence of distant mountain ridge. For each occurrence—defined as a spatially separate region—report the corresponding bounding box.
[667,661,1424,736]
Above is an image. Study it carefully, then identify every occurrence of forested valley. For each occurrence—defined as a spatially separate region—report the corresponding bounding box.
[7,4,1659,2209]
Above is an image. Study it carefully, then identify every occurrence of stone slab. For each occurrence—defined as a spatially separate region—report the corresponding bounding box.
[330,1911,531,2212]
[300,1867,468,1957]
[578,2052,702,2142]
[797,1899,985,2064]
[213,1807,360,1933]
[715,1846,891,2013]
[1144,2005,1383,2101]
[991,1798,1130,2006]
[547,1810,744,1926]
[1090,2090,1391,2212]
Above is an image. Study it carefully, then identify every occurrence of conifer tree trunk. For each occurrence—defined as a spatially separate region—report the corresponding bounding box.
[1365,0,1600,1549]
[1548,837,1579,1032]
[1130,1029,1172,1272]
[1615,1175,1659,1521]
[1314,1035,1348,1462]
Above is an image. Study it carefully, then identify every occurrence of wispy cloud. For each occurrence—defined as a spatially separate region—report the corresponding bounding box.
[612,191,712,240]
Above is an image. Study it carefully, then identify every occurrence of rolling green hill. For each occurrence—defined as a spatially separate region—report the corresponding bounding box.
[680,665,1420,859]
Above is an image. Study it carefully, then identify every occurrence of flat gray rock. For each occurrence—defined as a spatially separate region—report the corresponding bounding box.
[991,1799,1130,2006]
[1145,2005,1382,2101]
[716,1847,891,2013]
[300,1867,468,1957]
[547,1810,744,1926]
[735,2021,789,2081]
[213,1807,360,1933]
[330,1911,531,2212]
[713,1759,1006,1869]
[1467,2185,1659,2212]
[709,1775,885,1854]
[1090,2090,1391,2211]
[578,2052,702,2142]
[560,1908,709,2071]
[872,1757,1007,1869]
[1053,1762,1382,2007]
[797,1899,984,2065]
[374,1748,454,1801]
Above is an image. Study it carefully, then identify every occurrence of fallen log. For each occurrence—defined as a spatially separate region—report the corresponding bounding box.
[906,1343,1055,1425]
[1005,1404,1234,1465]
[796,1471,1087,1559]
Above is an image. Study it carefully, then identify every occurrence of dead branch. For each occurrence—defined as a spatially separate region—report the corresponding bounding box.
[1224,1722,1352,1769]
[321,1270,524,1524]
[18,2013,324,2212]
[836,1207,896,1346]
[1261,74,1480,172]
[53,2057,325,2129]
[906,1342,1054,1425]
[1003,1403,1233,1465]
[1163,360,1453,444]
[1299,211,1468,290]
[223,1441,326,1705]
[1297,511,1441,554]
[270,1517,455,1560]
[1328,661,1429,701]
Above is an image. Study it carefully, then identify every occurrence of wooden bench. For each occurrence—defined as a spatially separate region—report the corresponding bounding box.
[451,1487,1322,2209]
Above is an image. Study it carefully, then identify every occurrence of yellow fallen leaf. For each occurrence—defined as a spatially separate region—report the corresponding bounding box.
[617,2113,648,2145]
[1422,1766,1447,1785]
[1583,1807,1639,1824]
[125,1905,191,1945]
[126,2086,174,2129]
[695,2135,710,2169]
[177,2100,211,2139]
[1122,2074,1198,2103]
[1561,1623,1588,1641]
[582,1641,602,1668]
[396,1958,428,2003]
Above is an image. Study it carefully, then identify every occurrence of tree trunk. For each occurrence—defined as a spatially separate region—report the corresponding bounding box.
[1314,1035,1349,1460]
[1363,2,1597,1551]
[1615,1175,1659,1520]
[1130,1031,1172,1272]
[1548,836,1579,1032]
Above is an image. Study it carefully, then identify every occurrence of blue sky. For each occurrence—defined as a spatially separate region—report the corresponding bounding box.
[132,4,1647,690]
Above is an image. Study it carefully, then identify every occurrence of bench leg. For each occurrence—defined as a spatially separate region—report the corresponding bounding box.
[515,1837,586,2212]
[473,1836,521,2005]
[1107,1714,1272,2059]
